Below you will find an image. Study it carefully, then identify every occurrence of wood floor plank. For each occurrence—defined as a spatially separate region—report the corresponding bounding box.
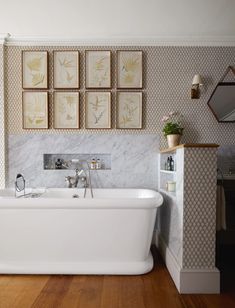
[141,255,184,308]
[100,275,122,308]
[119,275,146,308]
[59,275,87,308]
[75,275,103,308]
[31,275,73,308]
[0,275,49,308]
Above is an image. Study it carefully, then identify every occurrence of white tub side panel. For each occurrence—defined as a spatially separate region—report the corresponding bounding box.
[0,208,157,274]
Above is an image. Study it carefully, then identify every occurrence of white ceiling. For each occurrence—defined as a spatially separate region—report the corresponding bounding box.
[0,0,234,39]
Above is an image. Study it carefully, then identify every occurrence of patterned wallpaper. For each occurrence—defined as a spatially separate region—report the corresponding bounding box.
[4,45,235,147]
[183,147,217,269]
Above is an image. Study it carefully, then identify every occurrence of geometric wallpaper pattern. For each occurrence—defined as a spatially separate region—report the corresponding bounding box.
[183,147,218,269]
[4,45,235,148]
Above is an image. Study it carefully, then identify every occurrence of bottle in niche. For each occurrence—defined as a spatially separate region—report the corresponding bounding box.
[90,158,97,170]
[169,156,174,171]
[55,158,63,169]
[167,157,171,170]
[96,159,101,169]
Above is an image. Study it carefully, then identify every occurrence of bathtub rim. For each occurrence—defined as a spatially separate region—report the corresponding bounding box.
[0,188,163,209]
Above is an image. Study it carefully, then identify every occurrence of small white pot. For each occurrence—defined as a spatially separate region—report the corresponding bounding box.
[167,134,181,148]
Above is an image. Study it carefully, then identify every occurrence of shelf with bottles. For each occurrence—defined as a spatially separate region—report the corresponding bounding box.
[160,153,176,172]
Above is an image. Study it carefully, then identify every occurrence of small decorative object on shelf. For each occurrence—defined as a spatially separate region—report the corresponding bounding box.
[166,181,176,192]
[162,111,184,148]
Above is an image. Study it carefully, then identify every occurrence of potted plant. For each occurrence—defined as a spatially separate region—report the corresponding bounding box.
[162,111,184,148]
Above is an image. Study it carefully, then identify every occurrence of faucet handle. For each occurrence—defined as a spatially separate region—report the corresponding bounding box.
[75,168,84,176]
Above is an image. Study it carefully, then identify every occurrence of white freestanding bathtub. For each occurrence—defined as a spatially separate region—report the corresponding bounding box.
[0,188,163,275]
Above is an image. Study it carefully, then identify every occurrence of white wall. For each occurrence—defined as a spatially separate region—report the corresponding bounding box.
[0,0,235,38]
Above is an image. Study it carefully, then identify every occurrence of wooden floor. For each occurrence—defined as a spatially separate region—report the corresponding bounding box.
[0,247,235,308]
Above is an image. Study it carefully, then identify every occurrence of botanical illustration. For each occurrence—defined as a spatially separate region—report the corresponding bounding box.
[23,92,48,129]
[117,51,142,88]
[54,51,79,88]
[54,92,79,129]
[86,51,111,88]
[117,92,142,128]
[85,92,111,128]
[22,51,48,89]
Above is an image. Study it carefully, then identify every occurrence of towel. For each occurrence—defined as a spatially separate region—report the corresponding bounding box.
[216,184,226,231]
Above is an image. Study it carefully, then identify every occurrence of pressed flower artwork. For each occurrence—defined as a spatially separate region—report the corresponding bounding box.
[117,51,142,88]
[85,51,111,88]
[53,92,79,129]
[22,92,48,129]
[85,92,111,128]
[22,51,48,89]
[117,92,142,128]
[54,51,79,89]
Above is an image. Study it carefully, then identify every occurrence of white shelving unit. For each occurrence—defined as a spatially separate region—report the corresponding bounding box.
[159,150,177,195]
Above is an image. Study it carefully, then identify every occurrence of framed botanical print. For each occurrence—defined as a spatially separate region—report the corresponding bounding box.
[85,91,111,129]
[53,92,79,129]
[22,91,48,129]
[85,50,111,88]
[53,51,80,89]
[117,51,143,89]
[22,51,48,89]
[116,92,142,129]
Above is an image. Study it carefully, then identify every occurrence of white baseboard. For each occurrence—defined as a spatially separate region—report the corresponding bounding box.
[153,231,220,294]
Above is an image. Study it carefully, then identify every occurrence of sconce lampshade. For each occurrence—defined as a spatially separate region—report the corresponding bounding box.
[192,74,203,86]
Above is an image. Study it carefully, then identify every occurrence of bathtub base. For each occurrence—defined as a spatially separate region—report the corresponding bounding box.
[0,252,153,275]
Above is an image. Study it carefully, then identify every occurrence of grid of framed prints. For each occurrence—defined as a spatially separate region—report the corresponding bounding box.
[21,49,143,130]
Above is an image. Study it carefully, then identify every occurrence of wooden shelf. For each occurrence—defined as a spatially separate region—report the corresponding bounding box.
[160,143,219,154]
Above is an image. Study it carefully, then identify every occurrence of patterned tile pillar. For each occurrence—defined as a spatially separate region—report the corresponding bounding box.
[183,147,218,270]
[0,35,9,188]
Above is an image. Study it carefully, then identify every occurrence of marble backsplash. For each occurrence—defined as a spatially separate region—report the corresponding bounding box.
[6,134,158,189]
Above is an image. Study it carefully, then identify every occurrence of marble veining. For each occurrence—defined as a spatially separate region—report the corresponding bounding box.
[7,134,158,189]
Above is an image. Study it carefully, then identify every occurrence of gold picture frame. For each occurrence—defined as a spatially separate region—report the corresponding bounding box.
[85,91,111,129]
[117,50,143,89]
[22,91,48,129]
[116,92,142,129]
[85,50,111,88]
[53,51,80,89]
[22,51,48,89]
[53,91,80,129]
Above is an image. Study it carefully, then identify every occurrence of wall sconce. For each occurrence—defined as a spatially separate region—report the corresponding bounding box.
[191,74,203,99]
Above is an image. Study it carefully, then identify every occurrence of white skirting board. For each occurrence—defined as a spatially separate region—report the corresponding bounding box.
[153,231,220,294]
